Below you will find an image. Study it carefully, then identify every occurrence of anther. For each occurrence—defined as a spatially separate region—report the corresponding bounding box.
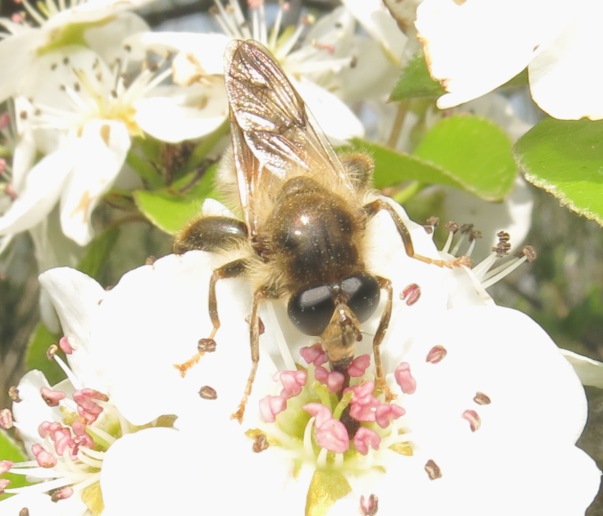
[41,387,66,407]
[252,433,269,453]
[400,283,421,305]
[0,478,10,494]
[424,216,439,235]
[19,507,30,516]
[0,408,14,430]
[8,385,21,402]
[360,494,379,515]
[199,386,217,400]
[46,344,58,361]
[394,362,416,394]
[197,338,217,353]
[459,223,474,235]
[50,486,73,502]
[426,345,447,364]
[445,221,460,233]
[58,336,74,354]
[517,245,537,262]
[473,392,491,405]
[425,459,442,480]
[462,409,481,431]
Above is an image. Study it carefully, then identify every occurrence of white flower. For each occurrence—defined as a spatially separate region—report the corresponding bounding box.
[0,0,153,102]
[1,200,599,514]
[0,44,227,246]
[415,0,603,120]
[133,0,371,141]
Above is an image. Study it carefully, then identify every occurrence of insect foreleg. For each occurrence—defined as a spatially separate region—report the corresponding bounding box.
[372,276,395,401]
[363,198,470,268]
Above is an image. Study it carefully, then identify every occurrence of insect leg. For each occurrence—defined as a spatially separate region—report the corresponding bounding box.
[174,258,248,376]
[232,286,268,422]
[363,198,470,268]
[373,276,395,401]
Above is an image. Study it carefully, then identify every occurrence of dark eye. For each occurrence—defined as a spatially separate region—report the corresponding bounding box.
[287,285,334,336]
[341,274,380,323]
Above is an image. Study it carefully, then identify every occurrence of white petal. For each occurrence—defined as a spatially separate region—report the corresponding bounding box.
[59,121,130,246]
[86,252,255,425]
[342,0,407,64]
[11,371,61,449]
[125,32,230,80]
[0,147,72,235]
[562,349,603,388]
[0,492,86,515]
[401,306,588,450]
[529,2,603,119]
[39,267,106,381]
[295,79,364,141]
[135,82,228,143]
[415,0,568,108]
[101,428,203,515]
[84,11,150,64]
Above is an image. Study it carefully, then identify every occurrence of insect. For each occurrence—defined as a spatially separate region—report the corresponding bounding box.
[174,39,464,422]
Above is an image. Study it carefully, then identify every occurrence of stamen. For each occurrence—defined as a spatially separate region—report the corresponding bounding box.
[252,433,269,453]
[394,362,416,394]
[199,385,218,400]
[425,459,442,480]
[473,392,491,405]
[426,345,447,364]
[441,221,460,254]
[480,245,537,289]
[462,409,481,432]
[0,408,14,429]
[8,386,21,402]
[360,494,379,516]
[400,283,421,305]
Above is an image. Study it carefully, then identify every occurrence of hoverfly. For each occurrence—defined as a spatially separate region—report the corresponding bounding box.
[174,39,463,421]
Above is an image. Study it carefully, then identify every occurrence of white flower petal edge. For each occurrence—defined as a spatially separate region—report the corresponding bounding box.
[414,0,568,109]
[528,1,603,120]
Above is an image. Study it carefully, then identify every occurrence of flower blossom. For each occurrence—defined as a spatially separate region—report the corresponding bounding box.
[415,0,603,120]
[0,40,228,245]
[1,197,599,514]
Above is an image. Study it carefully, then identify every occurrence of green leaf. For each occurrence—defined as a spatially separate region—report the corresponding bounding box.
[134,165,218,235]
[350,138,468,190]
[389,53,444,101]
[352,115,516,201]
[413,115,517,200]
[514,118,603,225]
[25,323,64,387]
[77,225,121,278]
[0,430,28,500]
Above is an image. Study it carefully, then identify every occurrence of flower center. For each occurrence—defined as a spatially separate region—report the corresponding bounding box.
[2,338,177,515]
[252,344,413,476]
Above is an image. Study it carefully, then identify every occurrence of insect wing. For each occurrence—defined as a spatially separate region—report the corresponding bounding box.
[224,39,352,234]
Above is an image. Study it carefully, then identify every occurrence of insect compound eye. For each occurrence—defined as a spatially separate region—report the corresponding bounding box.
[287,285,335,336]
[341,274,381,323]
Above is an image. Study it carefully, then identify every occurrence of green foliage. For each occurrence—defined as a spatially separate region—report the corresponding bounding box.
[25,323,64,388]
[515,118,603,226]
[134,165,218,235]
[352,114,517,201]
[78,225,121,279]
[390,53,444,100]
[0,431,28,500]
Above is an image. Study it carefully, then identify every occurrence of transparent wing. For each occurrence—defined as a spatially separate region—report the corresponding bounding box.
[224,39,353,235]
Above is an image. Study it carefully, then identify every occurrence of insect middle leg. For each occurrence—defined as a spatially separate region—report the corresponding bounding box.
[363,198,471,268]
[174,258,248,376]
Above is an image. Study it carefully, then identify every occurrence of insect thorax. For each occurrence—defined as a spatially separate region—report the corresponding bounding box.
[261,176,365,290]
